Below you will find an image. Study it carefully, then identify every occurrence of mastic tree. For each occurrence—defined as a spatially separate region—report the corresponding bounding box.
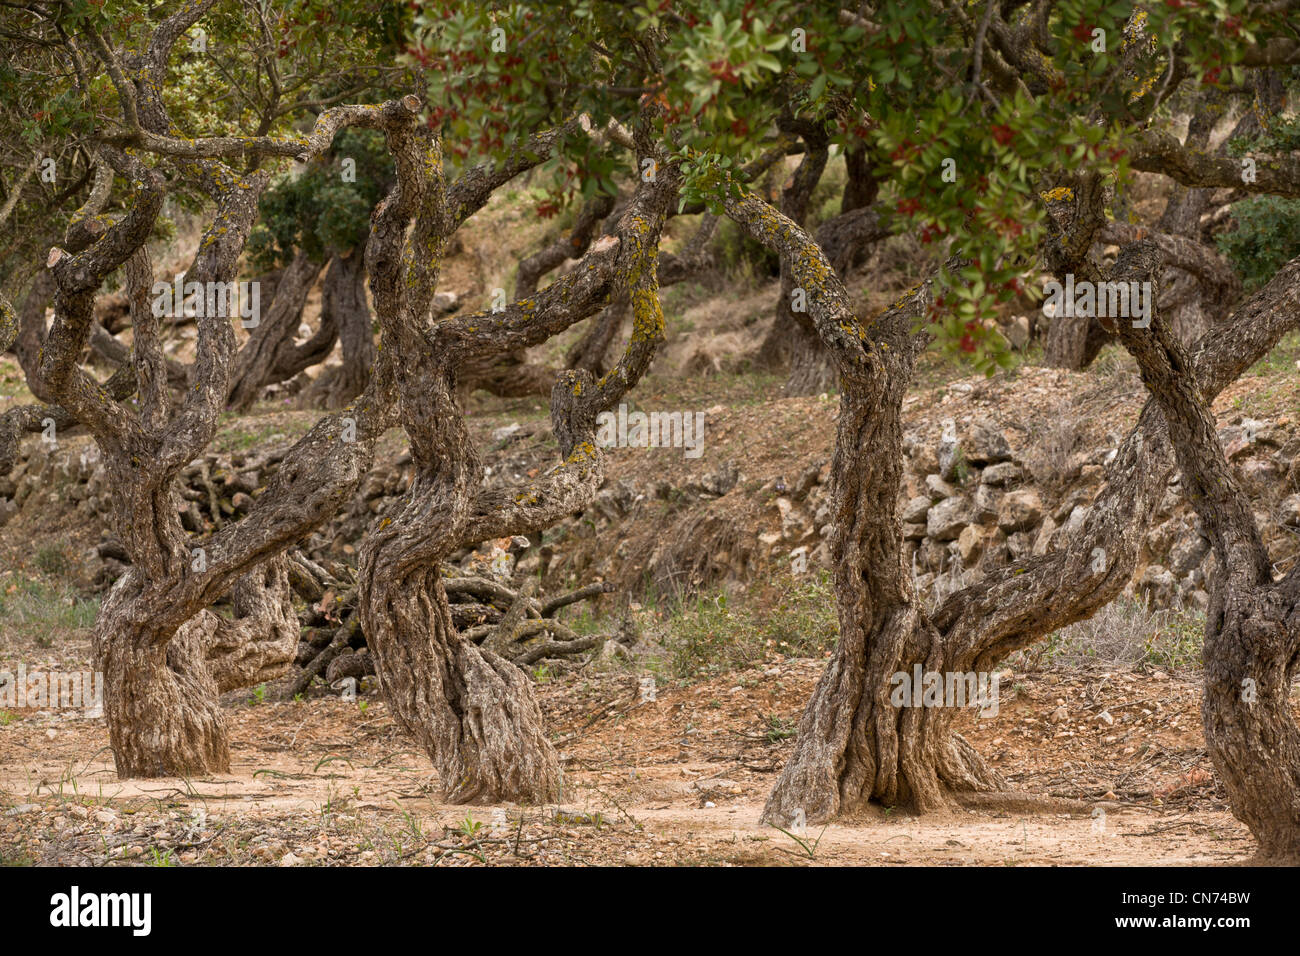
[6,0,1300,853]
[0,0,686,801]
[408,0,1300,856]
[0,0,401,419]
[229,127,395,410]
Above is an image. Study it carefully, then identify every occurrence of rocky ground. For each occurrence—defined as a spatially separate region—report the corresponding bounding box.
[6,335,1299,623]
[0,653,1271,866]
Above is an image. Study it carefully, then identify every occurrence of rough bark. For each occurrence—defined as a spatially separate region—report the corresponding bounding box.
[225,250,324,411]
[757,148,889,394]
[1109,240,1300,861]
[96,556,298,776]
[1043,309,1115,369]
[718,171,1300,833]
[40,36,427,776]
[566,213,718,375]
[1041,174,1115,369]
[357,121,680,803]
[302,251,373,408]
[755,139,828,378]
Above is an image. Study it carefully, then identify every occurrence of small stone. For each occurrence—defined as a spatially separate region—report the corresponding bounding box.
[926,496,970,542]
[997,489,1042,533]
[980,462,1022,487]
[955,524,983,564]
[965,419,1012,465]
[972,484,1001,523]
[1279,494,1300,529]
[1050,705,1069,724]
[924,474,957,501]
[900,495,932,524]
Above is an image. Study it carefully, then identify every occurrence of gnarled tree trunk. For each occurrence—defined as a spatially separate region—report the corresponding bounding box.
[355,121,679,803]
[303,250,373,409]
[96,557,298,776]
[761,356,1002,825]
[357,381,564,803]
[226,250,324,411]
[1109,240,1300,861]
[723,167,1300,844]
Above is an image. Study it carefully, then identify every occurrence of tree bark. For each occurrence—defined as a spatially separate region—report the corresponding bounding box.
[755,141,828,376]
[1109,240,1300,861]
[721,169,1300,843]
[226,250,324,411]
[763,346,1003,824]
[355,126,679,803]
[34,88,430,778]
[359,472,565,804]
[1043,312,1114,369]
[566,297,627,375]
[302,251,373,408]
[95,557,298,776]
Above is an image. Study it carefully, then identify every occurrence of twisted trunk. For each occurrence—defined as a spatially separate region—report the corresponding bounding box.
[357,369,562,803]
[226,251,324,411]
[1202,582,1300,859]
[359,559,563,803]
[303,251,372,409]
[761,335,1000,825]
[95,556,298,776]
[96,580,229,777]
[1109,240,1300,860]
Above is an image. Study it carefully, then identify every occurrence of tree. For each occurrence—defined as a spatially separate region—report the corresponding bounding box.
[423,0,1300,857]
[704,1,1300,861]
[232,127,394,410]
[9,0,1300,856]
[1,0,689,799]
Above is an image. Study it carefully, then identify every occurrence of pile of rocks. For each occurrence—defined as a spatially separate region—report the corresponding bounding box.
[5,401,1300,618]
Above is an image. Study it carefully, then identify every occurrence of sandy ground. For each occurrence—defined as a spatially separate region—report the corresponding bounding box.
[0,656,1267,866]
